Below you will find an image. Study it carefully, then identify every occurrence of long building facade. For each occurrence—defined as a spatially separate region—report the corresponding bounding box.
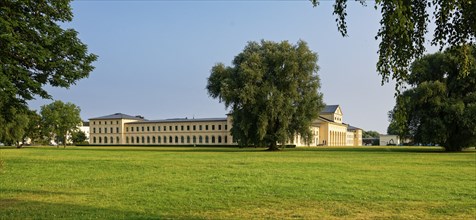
[89,105,362,147]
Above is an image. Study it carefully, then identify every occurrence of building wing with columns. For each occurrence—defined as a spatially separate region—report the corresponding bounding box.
[89,105,362,146]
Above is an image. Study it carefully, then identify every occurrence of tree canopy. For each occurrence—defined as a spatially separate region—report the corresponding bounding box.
[207,40,324,150]
[0,0,97,133]
[311,0,475,90]
[388,45,476,151]
[40,100,82,148]
[363,130,380,138]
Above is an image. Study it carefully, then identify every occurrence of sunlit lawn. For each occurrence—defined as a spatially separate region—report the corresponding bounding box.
[0,146,475,219]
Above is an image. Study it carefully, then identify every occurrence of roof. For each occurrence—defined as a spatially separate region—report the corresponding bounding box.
[89,113,145,120]
[321,105,340,114]
[127,117,227,124]
[347,125,362,131]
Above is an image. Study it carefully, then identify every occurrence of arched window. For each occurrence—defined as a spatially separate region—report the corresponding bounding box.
[152,136,156,143]
[211,136,215,143]
[169,136,172,143]
[205,136,209,143]
[199,136,203,143]
[181,136,184,143]
[136,136,140,144]
[104,137,108,144]
[110,136,113,144]
[158,136,161,143]
[193,136,196,143]
[126,137,129,144]
[142,136,145,143]
[147,136,150,143]
[224,136,228,144]
[175,136,179,143]
[163,136,167,143]
[99,137,102,143]
[218,136,222,143]
[187,136,190,143]
[93,137,97,144]
[116,137,119,144]
[131,137,134,144]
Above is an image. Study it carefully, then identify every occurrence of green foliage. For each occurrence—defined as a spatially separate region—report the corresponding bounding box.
[0,108,29,147]
[362,130,380,138]
[388,46,476,151]
[310,0,475,91]
[0,0,97,136]
[71,130,87,145]
[0,147,475,219]
[207,40,324,150]
[40,101,82,148]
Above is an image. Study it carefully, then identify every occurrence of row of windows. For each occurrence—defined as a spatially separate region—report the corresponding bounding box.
[92,127,119,134]
[93,121,119,125]
[93,136,120,144]
[125,124,227,133]
[125,135,228,144]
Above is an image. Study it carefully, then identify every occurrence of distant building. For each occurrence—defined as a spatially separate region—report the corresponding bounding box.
[379,135,400,146]
[89,105,363,147]
[78,121,90,142]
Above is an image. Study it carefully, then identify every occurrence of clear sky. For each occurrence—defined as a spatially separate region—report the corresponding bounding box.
[28,0,431,134]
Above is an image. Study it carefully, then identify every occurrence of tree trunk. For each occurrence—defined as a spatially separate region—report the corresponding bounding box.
[267,142,280,151]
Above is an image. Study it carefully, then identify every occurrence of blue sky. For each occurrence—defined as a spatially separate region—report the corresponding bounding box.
[28,0,432,134]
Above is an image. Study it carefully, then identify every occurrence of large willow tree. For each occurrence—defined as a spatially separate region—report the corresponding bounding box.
[207,40,324,150]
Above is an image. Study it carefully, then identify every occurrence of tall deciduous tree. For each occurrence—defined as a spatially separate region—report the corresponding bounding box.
[40,101,82,148]
[207,40,325,150]
[0,0,97,135]
[310,0,475,91]
[388,46,476,151]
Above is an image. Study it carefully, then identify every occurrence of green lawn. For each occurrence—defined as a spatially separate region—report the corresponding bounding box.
[0,146,475,219]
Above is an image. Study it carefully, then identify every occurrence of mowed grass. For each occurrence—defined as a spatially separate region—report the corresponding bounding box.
[0,146,475,219]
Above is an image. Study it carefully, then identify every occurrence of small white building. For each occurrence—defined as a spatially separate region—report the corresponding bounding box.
[379,135,400,146]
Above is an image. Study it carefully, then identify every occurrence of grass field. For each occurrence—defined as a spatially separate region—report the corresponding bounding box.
[0,146,475,219]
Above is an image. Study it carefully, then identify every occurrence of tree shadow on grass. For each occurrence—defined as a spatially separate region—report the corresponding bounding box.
[0,198,207,220]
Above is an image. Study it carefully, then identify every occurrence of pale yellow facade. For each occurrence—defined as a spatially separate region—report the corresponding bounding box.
[89,105,362,147]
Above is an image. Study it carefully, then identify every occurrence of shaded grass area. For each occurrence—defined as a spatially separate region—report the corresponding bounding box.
[0,146,475,219]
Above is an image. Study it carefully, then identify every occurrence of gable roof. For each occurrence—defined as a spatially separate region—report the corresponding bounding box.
[321,105,340,114]
[89,113,145,120]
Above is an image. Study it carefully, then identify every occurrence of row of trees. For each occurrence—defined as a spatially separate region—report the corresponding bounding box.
[0,100,86,148]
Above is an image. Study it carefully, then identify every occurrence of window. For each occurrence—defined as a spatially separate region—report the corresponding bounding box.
[99,137,102,143]
[205,136,209,143]
[126,127,129,132]
[137,127,139,132]
[93,137,97,143]
[116,127,119,133]
[193,125,196,130]
[99,128,102,133]
[147,136,150,143]
[99,121,101,125]
[169,136,172,143]
[218,125,221,130]
[104,128,107,134]
[152,136,156,143]
[158,126,160,131]
[126,137,129,144]
[169,126,172,131]
[199,125,202,130]
[152,126,155,131]
[131,137,134,144]
[136,136,140,143]
[225,136,228,143]
[110,137,113,144]
[181,136,184,143]
[116,136,120,143]
[218,136,222,143]
[163,136,167,143]
[93,128,96,133]
[116,121,119,124]
[225,125,228,130]
[131,127,134,132]
[187,136,190,143]
[187,125,190,131]
[193,136,196,143]
[199,136,203,143]
[181,125,184,131]
[104,137,108,144]
[158,136,161,143]
[142,126,144,132]
[212,125,215,130]
[175,136,179,143]
[142,136,145,143]
[93,121,96,125]
[211,136,215,143]
[206,125,209,130]
[164,126,167,131]
[110,127,113,133]
[147,126,150,132]
[175,126,178,131]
